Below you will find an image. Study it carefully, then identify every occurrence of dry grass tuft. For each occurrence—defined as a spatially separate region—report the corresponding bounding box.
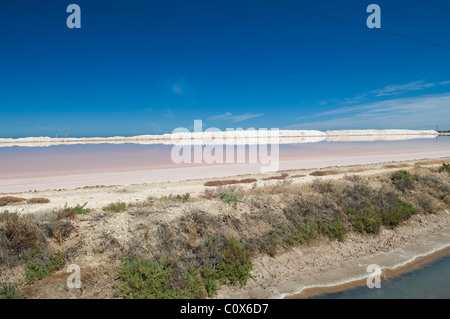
[0,196,26,207]
[309,170,338,177]
[2,212,42,251]
[204,178,257,187]
[261,176,286,181]
[53,205,78,221]
[26,198,51,204]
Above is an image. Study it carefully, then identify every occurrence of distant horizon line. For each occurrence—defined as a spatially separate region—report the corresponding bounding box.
[0,128,441,139]
[0,129,440,148]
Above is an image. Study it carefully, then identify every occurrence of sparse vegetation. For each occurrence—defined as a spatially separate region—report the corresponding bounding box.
[203,188,216,199]
[350,204,382,234]
[115,237,253,299]
[261,175,286,181]
[310,170,338,176]
[215,238,254,286]
[2,212,42,251]
[72,202,91,215]
[293,222,319,244]
[115,258,180,299]
[102,201,127,213]
[0,283,26,299]
[26,198,50,204]
[438,163,450,173]
[0,196,26,206]
[54,204,78,220]
[1,162,449,299]
[391,170,414,191]
[320,216,347,242]
[220,188,244,206]
[418,195,434,214]
[176,193,191,203]
[25,251,66,284]
[204,178,257,187]
[381,201,417,228]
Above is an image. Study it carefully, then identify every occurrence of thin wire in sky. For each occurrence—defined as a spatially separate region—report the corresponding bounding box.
[260,0,450,50]
[419,0,450,12]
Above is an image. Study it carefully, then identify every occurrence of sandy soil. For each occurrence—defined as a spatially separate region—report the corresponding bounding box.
[0,158,445,216]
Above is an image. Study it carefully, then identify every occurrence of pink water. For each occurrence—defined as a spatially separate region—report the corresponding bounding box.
[0,137,449,193]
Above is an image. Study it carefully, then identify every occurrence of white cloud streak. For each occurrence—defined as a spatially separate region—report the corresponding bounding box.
[370,80,436,97]
[316,80,447,110]
[288,93,450,130]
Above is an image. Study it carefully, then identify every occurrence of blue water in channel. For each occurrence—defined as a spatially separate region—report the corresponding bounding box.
[313,254,450,299]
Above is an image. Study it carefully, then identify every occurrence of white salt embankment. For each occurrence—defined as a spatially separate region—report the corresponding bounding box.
[0,129,439,147]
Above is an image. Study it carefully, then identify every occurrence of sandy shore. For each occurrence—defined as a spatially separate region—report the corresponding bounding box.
[2,157,448,216]
[1,157,449,299]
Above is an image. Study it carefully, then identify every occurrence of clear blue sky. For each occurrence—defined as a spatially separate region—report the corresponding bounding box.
[1,0,449,138]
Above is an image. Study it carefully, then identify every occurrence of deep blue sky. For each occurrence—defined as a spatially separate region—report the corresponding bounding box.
[1,0,449,138]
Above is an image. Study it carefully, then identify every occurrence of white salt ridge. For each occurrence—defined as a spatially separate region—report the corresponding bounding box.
[0,129,439,147]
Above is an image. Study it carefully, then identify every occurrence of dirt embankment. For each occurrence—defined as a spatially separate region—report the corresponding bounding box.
[0,159,449,299]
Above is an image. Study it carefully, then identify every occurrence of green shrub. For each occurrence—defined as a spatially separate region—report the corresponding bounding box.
[294,222,319,244]
[176,193,191,203]
[25,251,66,284]
[102,201,127,213]
[115,237,254,299]
[0,283,26,299]
[391,170,414,190]
[220,189,244,206]
[182,265,207,299]
[202,264,218,297]
[26,244,43,260]
[215,238,253,286]
[115,258,179,299]
[381,201,417,228]
[350,204,382,234]
[320,216,346,242]
[438,163,450,173]
[73,203,91,215]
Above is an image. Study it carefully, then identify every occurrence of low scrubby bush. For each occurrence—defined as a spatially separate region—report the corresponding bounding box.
[3,212,42,251]
[438,163,450,173]
[115,237,254,299]
[391,170,414,191]
[26,198,50,204]
[0,283,26,299]
[381,201,417,228]
[25,251,66,284]
[220,188,244,206]
[102,201,126,213]
[320,216,347,242]
[293,222,320,244]
[115,258,180,299]
[350,204,382,234]
[215,238,253,287]
[0,196,26,207]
